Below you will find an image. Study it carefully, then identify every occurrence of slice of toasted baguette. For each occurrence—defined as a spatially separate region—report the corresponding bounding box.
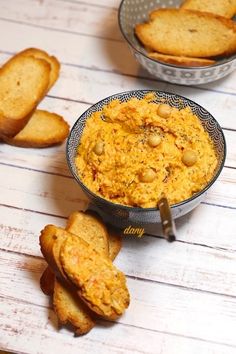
[19,48,60,90]
[3,110,69,148]
[180,0,236,19]
[54,211,109,334]
[66,211,109,256]
[148,52,216,67]
[40,213,121,296]
[135,9,236,57]
[40,225,129,321]
[0,55,50,137]
[53,278,95,335]
[60,232,130,320]
[40,211,110,335]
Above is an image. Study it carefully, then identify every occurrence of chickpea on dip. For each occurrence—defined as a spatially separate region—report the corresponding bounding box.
[75,93,218,208]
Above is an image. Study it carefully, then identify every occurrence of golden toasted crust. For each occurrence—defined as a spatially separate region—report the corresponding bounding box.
[148,52,216,67]
[66,211,109,256]
[19,48,60,90]
[60,233,130,320]
[180,0,236,19]
[53,279,95,335]
[3,110,70,148]
[135,8,236,57]
[54,212,110,334]
[0,56,50,137]
[40,224,68,279]
[40,266,55,296]
[40,221,105,335]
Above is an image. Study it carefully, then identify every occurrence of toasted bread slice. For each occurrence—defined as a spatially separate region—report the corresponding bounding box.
[40,215,109,335]
[40,225,129,320]
[54,211,109,334]
[180,0,236,19]
[148,52,216,67]
[66,211,109,256]
[40,214,122,334]
[135,9,236,57]
[40,224,65,277]
[0,55,50,137]
[19,48,60,90]
[60,232,130,320]
[54,212,109,333]
[3,110,69,148]
[40,211,110,296]
[53,278,95,335]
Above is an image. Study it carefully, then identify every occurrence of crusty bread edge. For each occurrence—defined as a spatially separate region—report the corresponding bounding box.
[0,56,51,137]
[148,52,216,67]
[3,110,70,148]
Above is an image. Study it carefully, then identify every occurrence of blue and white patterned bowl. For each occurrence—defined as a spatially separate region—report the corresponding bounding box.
[118,0,236,85]
[66,90,226,230]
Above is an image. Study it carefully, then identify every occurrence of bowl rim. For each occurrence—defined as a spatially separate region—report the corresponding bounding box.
[117,0,236,71]
[66,89,226,213]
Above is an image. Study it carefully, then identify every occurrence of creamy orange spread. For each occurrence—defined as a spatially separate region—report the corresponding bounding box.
[75,94,218,208]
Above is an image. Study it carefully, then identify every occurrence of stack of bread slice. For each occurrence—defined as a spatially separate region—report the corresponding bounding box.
[135,0,236,67]
[40,211,127,335]
[0,48,69,147]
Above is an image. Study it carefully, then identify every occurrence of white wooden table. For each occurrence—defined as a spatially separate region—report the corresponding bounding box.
[0,1,236,353]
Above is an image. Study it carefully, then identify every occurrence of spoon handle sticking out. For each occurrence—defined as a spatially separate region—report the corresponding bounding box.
[158,196,176,242]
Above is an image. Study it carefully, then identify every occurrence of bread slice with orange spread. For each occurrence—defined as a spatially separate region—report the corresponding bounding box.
[60,232,129,320]
[135,8,236,58]
[40,224,129,321]
[53,212,110,334]
[40,211,119,334]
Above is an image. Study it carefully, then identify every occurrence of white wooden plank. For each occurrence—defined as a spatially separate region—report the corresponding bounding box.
[0,0,122,41]
[0,202,235,254]
[0,208,236,296]
[70,0,120,8]
[0,205,66,257]
[1,251,236,347]
[0,19,137,76]
[2,299,235,354]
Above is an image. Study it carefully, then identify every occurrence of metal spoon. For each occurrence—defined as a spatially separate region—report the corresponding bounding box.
[158,196,176,242]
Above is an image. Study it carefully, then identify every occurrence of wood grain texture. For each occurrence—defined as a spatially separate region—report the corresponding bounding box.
[0,0,122,41]
[2,299,236,354]
[0,0,236,353]
[0,202,236,254]
[1,251,236,347]
[1,212,236,296]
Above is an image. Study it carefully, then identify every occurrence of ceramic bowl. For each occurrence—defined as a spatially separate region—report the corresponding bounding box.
[118,0,236,85]
[66,90,226,230]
